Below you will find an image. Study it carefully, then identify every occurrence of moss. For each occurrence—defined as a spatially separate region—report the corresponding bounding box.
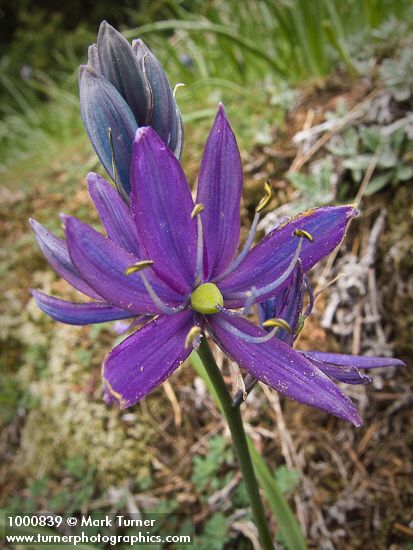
[8,299,158,488]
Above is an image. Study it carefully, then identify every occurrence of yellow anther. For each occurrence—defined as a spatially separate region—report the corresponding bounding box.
[262,318,292,332]
[293,229,314,242]
[191,203,205,218]
[173,82,185,99]
[185,326,202,349]
[124,260,154,275]
[256,181,273,213]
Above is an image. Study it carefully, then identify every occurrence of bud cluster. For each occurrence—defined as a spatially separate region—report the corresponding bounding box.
[79,21,183,198]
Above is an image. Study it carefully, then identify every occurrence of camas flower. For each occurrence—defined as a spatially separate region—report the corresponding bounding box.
[32,105,366,425]
[79,21,183,199]
[234,262,405,408]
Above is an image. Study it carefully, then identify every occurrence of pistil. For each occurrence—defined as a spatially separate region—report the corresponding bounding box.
[191,283,223,314]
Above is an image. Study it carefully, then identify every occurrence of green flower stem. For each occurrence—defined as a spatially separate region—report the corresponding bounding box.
[197,337,274,549]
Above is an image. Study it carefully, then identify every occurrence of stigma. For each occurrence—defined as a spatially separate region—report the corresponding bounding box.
[191,283,224,314]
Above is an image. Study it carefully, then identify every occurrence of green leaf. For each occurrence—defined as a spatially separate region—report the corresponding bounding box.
[343,154,373,172]
[287,172,313,193]
[365,172,393,195]
[378,146,398,169]
[360,125,381,152]
[344,127,360,152]
[396,164,413,181]
[391,127,406,151]
[274,466,301,494]
[198,512,230,550]
[327,127,359,157]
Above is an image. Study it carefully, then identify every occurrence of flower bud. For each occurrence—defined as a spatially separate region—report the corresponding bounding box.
[97,21,150,126]
[79,65,136,198]
[79,21,184,198]
[132,39,183,158]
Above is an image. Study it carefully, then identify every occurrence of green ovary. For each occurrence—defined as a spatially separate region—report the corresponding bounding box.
[191,283,224,314]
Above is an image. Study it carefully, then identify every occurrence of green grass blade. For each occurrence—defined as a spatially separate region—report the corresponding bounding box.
[125,19,287,76]
[190,350,220,404]
[247,440,308,550]
[190,351,308,550]
[322,20,359,77]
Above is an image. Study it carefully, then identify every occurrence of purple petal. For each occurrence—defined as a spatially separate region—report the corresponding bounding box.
[30,218,101,300]
[207,313,362,426]
[303,274,314,317]
[303,351,406,369]
[113,315,151,335]
[274,262,304,343]
[31,289,133,325]
[196,105,242,278]
[103,310,194,408]
[87,172,141,256]
[79,65,137,197]
[302,353,371,384]
[65,216,185,314]
[219,206,358,307]
[130,127,197,293]
[259,263,304,345]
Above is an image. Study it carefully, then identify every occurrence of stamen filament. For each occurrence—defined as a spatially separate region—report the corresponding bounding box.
[214,211,260,282]
[216,304,242,317]
[218,317,282,344]
[242,287,257,315]
[214,182,272,283]
[192,203,205,287]
[140,272,187,315]
[228,233,306,301]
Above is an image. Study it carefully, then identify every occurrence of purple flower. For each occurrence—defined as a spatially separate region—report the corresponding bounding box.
[31,105,365,425]
[231,261,405,409]
[79,21,183,199]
